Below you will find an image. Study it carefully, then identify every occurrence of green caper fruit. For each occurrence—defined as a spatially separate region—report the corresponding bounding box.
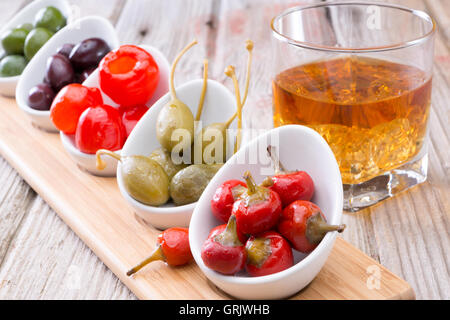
[195,122,231,164]
[34,6,66,33]
[156,100,194,152]
[170,164,222,206]
[96,150,169,206]
[24,27,54,60]
[149,147,188,180]
[156,40,197,153]
[0,55,27,77]
[1,28,30,55]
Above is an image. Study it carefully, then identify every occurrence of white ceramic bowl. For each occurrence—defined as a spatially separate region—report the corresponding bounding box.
[60,132,120,177]
[0,0,71,97]
[59,44,170,176]
[119,79,237,229]
[189,125,344,299]
[16,16,119,132]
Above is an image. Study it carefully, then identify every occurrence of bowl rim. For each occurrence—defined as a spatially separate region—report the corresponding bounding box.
[118,78,236,215]
[15,15,119,115]
[0,0,72,82]
[190,124,343,285]
[60,131,122,159]
[271,1,436,53]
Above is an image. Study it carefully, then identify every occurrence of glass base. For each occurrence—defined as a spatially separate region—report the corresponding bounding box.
[343,153,428,212]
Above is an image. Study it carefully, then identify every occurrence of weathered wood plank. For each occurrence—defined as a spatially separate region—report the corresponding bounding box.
[0,158,35,270]
[0,197,136,299]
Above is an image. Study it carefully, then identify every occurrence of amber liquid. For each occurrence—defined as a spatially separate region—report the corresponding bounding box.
[273,57,432,184]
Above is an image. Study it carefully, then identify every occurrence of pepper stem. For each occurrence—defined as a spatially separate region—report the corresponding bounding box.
[243,170,257,195]
[214,215,242,247]
[96,149,121,170]
[245,236,271,268]
[306,212,346,245]
[170,39,198,100]
[267,145,287,174]
[126,245,165,276]
[195,59,208,121]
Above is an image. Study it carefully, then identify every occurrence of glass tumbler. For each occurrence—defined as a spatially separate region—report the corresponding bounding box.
[270,2,435,211]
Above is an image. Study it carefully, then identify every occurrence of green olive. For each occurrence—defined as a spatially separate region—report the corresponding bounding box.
[34,6,66,33]
[121,155,170,206]
[1,27,30,55]
[149,147,188,180]
[17,23,33,32]
[0,55,27,77]
[24,27,54,60]
[170,164,222,206]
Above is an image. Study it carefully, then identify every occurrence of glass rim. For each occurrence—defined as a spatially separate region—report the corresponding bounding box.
[270,1,436,53]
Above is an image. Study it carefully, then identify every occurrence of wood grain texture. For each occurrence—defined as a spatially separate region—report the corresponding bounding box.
[0,0,448,300]
[0,95,414,300]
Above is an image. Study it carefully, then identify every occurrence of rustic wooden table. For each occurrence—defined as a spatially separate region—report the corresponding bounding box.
[0,0,448,300]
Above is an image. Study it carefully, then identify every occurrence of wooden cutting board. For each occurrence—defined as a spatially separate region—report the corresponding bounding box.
[0,95,414,300]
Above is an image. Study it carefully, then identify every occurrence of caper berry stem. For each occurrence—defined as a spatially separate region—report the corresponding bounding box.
[241,40,253,106]
[96,149,122,170]
[267,145,288,174]
[195,59,208,121]
[243,170,257,195]
[169,39,198,100]
[224,112,237,128]
[126,245,165,276]
[225,66,243,153]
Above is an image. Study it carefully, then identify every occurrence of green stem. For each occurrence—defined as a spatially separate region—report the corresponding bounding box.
[195,59,208,121]
[96,149,121,171]
[126,246,165,276]
[243,171,257,195]
[170,39,197,100]
[266,145,287,174]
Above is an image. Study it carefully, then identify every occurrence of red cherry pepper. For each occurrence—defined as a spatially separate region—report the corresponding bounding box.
[127,227,192,276]
[99,45,159,107]
[278,200,346,253]
[119,104,149,137]
[50,84,103,134]
[266,146,314,207]
[201,215,246,275]
[232,171,282,235]
[245,231,293,277]
[75,104,126,154]
[211,179,247,223]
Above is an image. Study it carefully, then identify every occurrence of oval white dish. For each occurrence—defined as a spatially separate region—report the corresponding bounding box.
[119,79,237,229]
[58,44,170,177]
[189,124,344,299]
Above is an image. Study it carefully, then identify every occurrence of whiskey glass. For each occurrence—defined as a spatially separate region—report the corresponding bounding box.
[270,2,435,211]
